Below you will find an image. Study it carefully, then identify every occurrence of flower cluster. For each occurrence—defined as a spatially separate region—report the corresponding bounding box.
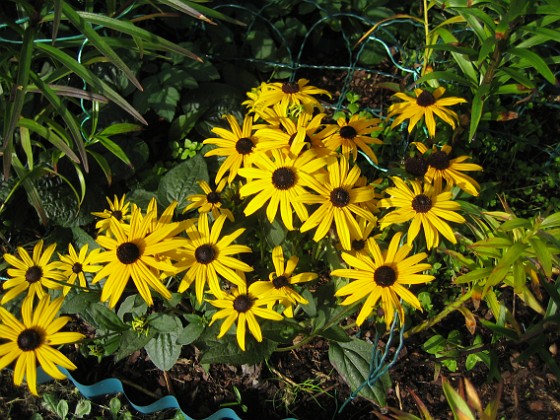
[0,79,481,395]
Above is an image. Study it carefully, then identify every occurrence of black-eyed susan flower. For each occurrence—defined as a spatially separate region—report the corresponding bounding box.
[91,195,131,233]
[176,214,252,302]
[0,296,84,395]
[203,114,259,184]
[184,179,234,222]
[378,177,466,250]
[238,148,327,230]
[56,243,102,295]
[298,156,376,250]
[413,142,483,196]
[332,232,434,327]
[2,240,64,305]
[253,79,331,113]
[251,246,317,317]
[207,281,284,351]
[387,87,467,137]
[344,216,378,257]
[323,114,383,164]
[91,206,187,308]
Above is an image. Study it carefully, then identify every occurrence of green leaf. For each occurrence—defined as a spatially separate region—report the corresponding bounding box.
[318,325,351,342]
[117,295,148,320]
[422,334,446,355]
[109,396,121,415]
[61,290,100,314]
[264,218,286,247]
[469,83,490,141]
[530,237,553,277]
[541,212,560,229]
[61,3,142,90]
[145,333,182,371]
[99,123,143,136]
[442,378,475,420]
[94,135,133,168]
[455,267,493,284]
[498,217,531,231]
[35,44,147,124]
[114,329,155,361]
[86,303,128,331]
[17,118,80,163]
[148,313,183,333]
[177,315,205,345]
[486,243,527,291]
[329,339,391,405]
[434,28,478,84]
[157,154,208,210]
[74,400,91,418]
[413,70,475,87]
[200,336,278,365]
[509,47,557,84]
[56,399,69,420]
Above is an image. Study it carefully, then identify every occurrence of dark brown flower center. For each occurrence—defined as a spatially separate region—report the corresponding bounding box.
[282,81,300,94]
[17,328,43,351]
[116,242,141,264]
[352,239,365,251]
[235,137,254,155]
[272,275,290,289]
[72,262,83,274]
[330,187,350,207]
[427,151,450,170]
[416,90,436,107]
[195,244,216,264]
[25,266,42,283]
[374,265,397,287]
[412,194,433,213]
[340,125,357,139]
[272,167,296,190]
[206,191,221,204]
[233,294,253,312]
[405,156,428,178]
[111,210,123,221]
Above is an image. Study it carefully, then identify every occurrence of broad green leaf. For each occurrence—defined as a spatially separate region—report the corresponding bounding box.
[77,11,202,62]
[530,237,553,277]
[61,289,100,314]
[508,47,557,84]
[264,218,286,247]
[422,334,446,355]
[177,315,205,345]
[86,303,128,331]
[3,26,34,179]
[56,400,69,420]
[157,154,208,210]
[442,378,475,420]
[145,333,181,371]
[74,399,91,418]
[35,43,147,124]
[114,329,156,361]
[328,338,391,405]
[318,325,351,342]
[148,313,183,333]
[17,118,80,163]
[200,336,278,365]
[62,3,142,90]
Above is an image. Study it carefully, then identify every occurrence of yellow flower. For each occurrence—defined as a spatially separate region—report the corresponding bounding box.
[387,87,467,137]
[251,246,317,317]
[176,214,252,302]
[0,296,84,395]
[91,206,187,308]
[378,177,466,250]
[344,216,378,256]
[323,114,383,164]
[298,156,376,250]
[332,232,434,327]
[207,281,284,351]
[203,114,259,184]
[238,148,326,230]
[413,142,483,196]
[252,79,331,113]
[184,179,234,222]
[56,243,102,295]
[2,240,64,305]
[91,195,131,233]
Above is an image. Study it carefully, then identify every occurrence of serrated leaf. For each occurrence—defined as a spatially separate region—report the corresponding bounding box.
[61,290,100,314]
[328,338,391,405]
[148,313,183,333]
[86,303,128,331]
[145,332,181,371]
[200,336,278,365]
[157,154,208,210]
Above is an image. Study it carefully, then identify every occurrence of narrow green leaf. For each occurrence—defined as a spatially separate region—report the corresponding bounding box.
[442,378,476,420]
[471,236,513,249]
[77,12,202,62]
[469,84,490,141]
[87,150,112,185]
[52,0,62,43]
[435,28,478,83]
[455,267,493,284]
[17,118,80,163]
[178,1,247,26]
[94,136,133,167]
[11,156,47,225]
[99,123,143,136]
[530,237,553,277]
[61,3,142,90]
[512,261,526,293]
[414,70,476,87]
[486,243,527,291]
[509,47,557,84]
[498,217,532,231]
[458,8,496,41]
[19,126,34,170]
[36,43,147,124]
[497,66,536,89]
[541,212,560,229]
[3,26,35,179]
